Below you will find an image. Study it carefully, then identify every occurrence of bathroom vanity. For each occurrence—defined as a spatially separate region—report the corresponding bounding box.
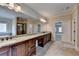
[0,32,51,56]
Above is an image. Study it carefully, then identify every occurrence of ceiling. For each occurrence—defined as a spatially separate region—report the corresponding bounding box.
[27,3,76,18]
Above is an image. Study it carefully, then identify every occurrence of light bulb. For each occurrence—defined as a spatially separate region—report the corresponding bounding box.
[40,18,47,22]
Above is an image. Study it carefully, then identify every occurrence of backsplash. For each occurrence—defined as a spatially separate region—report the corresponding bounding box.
[0,32,12,36]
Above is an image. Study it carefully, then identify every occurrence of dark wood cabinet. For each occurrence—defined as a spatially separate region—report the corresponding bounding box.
[25,41,29,56]
[0,33,51,56]
[11,43,26,56]
[38,36,44,47]
[11,39,36,56]
[28,39,36,56]
[38,33,51,47]
[47,33,51,42]
[0,47,10,56]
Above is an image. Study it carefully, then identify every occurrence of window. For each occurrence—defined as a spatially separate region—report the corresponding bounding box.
[0,23,7,32]
[38,24,41,32]
[59,27,62,32]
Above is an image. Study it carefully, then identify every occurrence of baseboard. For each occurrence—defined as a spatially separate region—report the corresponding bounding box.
[61,41,73,45]
[75,46,79,51]
[61,41,75,49]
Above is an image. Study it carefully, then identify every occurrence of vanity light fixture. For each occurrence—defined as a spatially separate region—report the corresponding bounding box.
[40,18,47,23]
[0,3,8,6]
[15,5,21,12]
[0,3,21,12]
[8,3,15,9]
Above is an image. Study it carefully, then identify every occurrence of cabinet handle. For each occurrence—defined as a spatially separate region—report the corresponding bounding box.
[74,22,75,24]
[74,30,75,32]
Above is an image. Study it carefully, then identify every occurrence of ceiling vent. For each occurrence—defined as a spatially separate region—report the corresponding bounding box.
[65,6,70,10]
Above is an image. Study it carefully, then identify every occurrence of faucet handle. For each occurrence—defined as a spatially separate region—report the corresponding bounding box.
[1,38,4,41]
[6,37,8,40]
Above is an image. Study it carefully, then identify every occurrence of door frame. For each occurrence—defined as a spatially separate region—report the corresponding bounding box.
[55,20,63,41]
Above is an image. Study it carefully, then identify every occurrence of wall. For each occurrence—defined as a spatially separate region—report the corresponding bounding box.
[12,18,17,36]
[42,17,56,41]
[61,14,72,43]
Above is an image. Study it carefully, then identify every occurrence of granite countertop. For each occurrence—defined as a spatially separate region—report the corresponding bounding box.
[0,32,50,48]
[0,35,10,38]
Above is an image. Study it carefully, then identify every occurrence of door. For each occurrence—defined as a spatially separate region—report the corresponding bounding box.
[38,24,41,32]
[72,18,77,45]
[55,22,63,41]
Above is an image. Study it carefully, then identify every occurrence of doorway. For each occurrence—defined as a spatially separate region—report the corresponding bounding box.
[55,22,63,41]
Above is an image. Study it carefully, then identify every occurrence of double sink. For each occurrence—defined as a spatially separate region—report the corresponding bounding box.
[0,32,47,42]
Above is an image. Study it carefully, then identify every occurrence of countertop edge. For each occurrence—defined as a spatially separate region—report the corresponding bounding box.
[0,32,51,48]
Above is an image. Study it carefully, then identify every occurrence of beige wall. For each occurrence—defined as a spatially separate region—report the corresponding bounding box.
[61,14,72,43]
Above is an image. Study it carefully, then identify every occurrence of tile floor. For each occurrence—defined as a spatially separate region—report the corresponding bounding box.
[36,41,79,56]
[36,41,52,56]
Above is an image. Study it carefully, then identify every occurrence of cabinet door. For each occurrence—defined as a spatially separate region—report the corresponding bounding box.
[25,41,29,56]
[44,36,47,45]
[38,37,44,47]
[28,39,36,56]
[29,39,36,47]
[12,43,26,56]
[0,47,10,56]
[25,39,36,56]
[47,33,51,42]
